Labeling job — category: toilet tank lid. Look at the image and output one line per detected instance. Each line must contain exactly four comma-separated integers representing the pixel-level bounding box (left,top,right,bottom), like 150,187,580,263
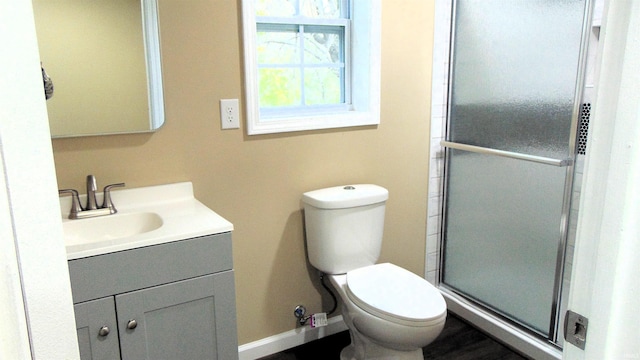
302,184,388,209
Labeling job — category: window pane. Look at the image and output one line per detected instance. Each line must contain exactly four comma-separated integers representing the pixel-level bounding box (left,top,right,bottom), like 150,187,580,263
255,0,296,17
259,68,301,107
252,1,349,115
301,0,343,18
304,67,341,105
255,0,344,18
257,29,300,64
303,27,342,64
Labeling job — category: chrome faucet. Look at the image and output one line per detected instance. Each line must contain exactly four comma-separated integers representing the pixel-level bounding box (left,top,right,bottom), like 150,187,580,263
59,175,125,219
86,175,99,210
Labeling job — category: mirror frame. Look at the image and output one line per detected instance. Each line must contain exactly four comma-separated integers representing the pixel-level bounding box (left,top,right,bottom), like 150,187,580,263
141,0,164,133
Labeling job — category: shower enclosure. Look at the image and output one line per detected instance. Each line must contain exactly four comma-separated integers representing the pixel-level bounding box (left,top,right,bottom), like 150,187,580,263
437,0,592,356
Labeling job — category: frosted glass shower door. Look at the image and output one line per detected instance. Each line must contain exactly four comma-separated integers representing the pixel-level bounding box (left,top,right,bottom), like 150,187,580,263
441,0,588,337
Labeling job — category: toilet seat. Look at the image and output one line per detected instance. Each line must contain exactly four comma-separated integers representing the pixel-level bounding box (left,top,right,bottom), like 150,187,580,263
345,263,447,327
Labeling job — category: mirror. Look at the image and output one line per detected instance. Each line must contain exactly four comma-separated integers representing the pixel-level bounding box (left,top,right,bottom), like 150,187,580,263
32,0,164,138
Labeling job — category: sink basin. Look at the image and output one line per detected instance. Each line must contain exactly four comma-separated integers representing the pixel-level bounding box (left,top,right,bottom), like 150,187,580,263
63,212,163,247
60,182,234,260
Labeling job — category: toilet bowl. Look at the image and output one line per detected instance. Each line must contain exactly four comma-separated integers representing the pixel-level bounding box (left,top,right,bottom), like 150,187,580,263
302,185,447,359
329,263,447,360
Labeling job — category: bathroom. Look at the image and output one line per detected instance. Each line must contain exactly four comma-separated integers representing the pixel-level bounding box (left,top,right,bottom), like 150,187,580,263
1,1,638,360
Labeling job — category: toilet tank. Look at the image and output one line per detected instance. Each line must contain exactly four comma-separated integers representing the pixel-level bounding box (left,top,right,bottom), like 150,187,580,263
302,184,388,274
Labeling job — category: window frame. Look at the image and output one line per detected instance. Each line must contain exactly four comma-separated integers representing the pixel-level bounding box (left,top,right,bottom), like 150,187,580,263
241,0,381,135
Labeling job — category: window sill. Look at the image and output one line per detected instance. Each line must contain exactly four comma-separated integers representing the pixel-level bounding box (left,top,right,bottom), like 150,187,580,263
247,110,379,135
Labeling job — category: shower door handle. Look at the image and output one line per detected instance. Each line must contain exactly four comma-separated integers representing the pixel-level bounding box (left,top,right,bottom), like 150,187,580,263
441,141,573,167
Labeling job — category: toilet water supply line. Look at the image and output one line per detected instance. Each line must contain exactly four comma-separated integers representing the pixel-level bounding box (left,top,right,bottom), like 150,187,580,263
294,273,338,328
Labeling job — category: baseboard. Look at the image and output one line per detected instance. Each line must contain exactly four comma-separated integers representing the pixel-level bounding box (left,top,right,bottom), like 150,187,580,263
238,315,348,360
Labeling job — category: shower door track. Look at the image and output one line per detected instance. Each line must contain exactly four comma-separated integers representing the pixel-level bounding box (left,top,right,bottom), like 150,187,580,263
440,285,563,360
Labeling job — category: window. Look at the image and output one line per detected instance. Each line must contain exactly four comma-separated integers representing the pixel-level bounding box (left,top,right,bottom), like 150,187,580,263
242,0,381,135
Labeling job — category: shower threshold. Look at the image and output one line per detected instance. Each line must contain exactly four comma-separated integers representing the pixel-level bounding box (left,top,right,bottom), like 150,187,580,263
439,287,563,360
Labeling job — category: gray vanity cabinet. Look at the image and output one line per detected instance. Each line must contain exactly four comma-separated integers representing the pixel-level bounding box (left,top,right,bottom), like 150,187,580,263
74,297,119,359
117,271,236,359
68,233,238,360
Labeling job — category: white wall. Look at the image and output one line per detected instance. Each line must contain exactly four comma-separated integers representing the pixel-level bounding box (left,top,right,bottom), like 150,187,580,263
564,1,640,358
0,149,31,360
0,1,79,358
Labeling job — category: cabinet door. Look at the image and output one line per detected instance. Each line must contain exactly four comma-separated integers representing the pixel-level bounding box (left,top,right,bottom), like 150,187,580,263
74,297,120,360
116,271,238,360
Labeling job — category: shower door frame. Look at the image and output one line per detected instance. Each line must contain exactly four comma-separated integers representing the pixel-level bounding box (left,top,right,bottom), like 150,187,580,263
434,0,594,354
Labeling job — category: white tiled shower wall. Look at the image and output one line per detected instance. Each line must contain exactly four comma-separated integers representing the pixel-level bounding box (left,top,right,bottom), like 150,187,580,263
425,0,451,285
425,0,601,296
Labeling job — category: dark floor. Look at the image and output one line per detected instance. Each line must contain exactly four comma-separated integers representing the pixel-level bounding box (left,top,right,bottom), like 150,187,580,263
258,314,529,360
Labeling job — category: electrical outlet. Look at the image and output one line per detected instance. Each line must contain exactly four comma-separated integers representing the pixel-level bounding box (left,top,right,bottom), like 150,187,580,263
220,99,240,129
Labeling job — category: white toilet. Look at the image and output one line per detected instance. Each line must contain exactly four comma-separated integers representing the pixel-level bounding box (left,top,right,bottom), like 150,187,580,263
302,184,447,360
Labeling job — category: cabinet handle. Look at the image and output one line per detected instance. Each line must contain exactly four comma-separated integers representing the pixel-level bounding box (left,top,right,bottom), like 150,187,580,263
127,319,138,330
98,326,110,337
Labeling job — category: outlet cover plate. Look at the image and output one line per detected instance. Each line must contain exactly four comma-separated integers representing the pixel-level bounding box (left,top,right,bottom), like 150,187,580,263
220,99,240,129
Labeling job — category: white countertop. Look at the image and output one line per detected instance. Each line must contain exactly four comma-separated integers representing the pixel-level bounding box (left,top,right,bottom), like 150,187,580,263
60,182,233,260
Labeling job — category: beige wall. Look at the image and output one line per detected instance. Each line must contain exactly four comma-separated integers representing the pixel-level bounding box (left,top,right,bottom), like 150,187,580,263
51,0,435,345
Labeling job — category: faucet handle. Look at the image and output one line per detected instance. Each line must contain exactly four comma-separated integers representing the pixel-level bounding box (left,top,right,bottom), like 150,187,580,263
59,189,84,219
102,183,126,213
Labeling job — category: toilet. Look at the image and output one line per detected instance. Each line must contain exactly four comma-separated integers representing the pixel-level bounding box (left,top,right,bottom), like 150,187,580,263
302,184,447,360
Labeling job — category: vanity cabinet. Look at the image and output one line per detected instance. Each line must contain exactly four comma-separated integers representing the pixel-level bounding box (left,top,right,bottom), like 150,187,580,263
68,233,238,360
74,297,119,359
